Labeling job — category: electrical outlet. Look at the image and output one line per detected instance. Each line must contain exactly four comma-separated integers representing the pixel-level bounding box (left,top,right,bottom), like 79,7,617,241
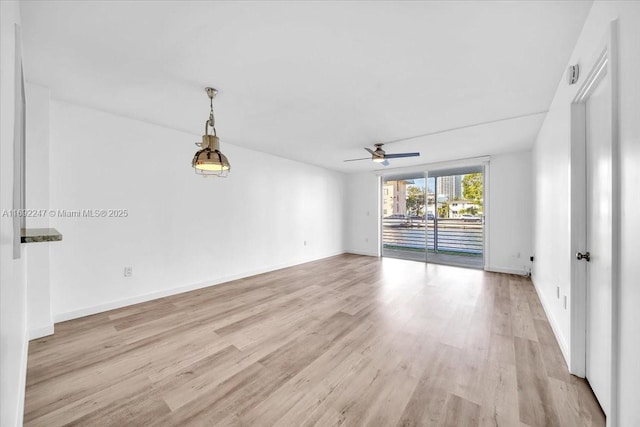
124,266,133,277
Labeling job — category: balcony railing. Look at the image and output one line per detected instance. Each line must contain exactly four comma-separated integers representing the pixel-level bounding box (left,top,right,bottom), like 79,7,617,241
382,218,483,255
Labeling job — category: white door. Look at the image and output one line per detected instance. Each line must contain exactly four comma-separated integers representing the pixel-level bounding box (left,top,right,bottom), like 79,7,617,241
584,65,612,415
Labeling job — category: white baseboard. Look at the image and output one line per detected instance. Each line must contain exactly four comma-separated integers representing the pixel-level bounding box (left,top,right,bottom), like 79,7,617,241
53,251,346,323
485,266,528,275
531,275,570,368
16,327,28,427
29,324,54,340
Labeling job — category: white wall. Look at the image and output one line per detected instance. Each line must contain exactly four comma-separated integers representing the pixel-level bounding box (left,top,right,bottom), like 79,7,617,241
486,151,533,275
344,151,533,275
532,1,640,425
25,83,54,339
345,173,379,256
48,100,346,320
0,2,29,426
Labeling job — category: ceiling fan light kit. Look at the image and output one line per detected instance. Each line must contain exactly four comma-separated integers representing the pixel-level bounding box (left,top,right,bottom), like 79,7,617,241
192,87,231,177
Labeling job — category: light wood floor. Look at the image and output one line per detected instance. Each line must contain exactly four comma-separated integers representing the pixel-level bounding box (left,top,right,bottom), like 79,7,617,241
24,254,604,426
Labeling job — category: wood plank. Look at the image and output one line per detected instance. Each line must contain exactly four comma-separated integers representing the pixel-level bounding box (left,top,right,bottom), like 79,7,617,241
478,362,520,426
513,336,562,426
440,393,481,427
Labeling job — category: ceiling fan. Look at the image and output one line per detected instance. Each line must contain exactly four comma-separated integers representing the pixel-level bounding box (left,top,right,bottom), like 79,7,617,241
344,143,420,166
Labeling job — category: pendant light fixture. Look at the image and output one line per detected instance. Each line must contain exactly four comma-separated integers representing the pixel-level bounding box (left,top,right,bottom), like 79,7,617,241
192,87,230,177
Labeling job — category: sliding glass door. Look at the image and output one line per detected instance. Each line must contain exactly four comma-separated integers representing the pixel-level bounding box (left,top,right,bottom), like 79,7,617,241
381,164,485,269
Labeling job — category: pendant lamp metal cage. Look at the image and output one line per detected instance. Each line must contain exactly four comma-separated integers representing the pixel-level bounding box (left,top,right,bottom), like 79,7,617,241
192,87,230,177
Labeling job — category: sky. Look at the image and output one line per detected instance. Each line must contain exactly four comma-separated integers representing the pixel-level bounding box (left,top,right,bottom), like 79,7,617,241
405,178,432,192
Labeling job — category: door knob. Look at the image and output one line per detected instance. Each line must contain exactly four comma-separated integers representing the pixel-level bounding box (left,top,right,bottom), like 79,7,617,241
576,251,590,262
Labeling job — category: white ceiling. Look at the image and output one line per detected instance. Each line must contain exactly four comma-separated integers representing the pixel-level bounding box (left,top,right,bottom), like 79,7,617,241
21,1,592,173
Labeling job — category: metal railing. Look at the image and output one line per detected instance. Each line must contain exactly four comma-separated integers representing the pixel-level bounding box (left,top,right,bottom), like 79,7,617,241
382,218,483,255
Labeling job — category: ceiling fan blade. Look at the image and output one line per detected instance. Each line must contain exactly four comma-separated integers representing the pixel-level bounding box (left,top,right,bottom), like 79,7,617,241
381,160,390,167
384,152,420,159
343,157,371,162
364,147,376,155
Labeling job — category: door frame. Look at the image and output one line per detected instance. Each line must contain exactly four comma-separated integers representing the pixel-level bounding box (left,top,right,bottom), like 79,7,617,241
569,20,619,424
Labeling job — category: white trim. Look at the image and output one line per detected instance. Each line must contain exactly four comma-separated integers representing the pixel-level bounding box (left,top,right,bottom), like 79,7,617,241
53,251,346,323
377,175,382,257
569,20,619,426
482,162,490,270
609,20,621,427
29,325,54,340
532,276,570,367
423,171,428,262
378,175,383,258
569,100,587,377
15,327,28,427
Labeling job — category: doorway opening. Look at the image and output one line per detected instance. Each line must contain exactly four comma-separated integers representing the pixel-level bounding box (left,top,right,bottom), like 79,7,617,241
569,21,619,421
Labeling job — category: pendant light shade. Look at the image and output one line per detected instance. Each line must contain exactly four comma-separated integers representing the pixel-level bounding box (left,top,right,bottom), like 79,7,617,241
193,135,230,175
192,87,230,177
193,151,230,172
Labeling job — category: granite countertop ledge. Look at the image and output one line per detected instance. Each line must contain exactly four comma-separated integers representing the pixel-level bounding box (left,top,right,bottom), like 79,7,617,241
21,228,63,243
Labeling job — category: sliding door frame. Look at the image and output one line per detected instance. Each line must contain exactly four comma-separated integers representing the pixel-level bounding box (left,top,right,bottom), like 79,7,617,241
377,156,490,269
